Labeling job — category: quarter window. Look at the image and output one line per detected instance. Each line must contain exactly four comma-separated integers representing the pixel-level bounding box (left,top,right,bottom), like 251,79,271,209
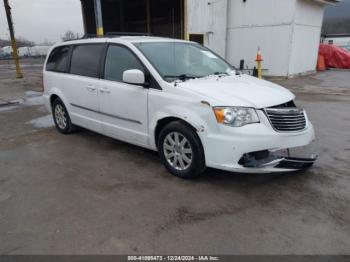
70,44,104,78
46,46,70,73
104,45,144,82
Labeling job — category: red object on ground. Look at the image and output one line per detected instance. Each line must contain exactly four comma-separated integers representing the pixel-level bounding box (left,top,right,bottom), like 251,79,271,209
317,55,326,71
318,44,350,69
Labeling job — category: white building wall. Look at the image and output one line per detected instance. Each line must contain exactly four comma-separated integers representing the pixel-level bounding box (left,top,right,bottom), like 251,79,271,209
187,0,228,57
225,0,297,76
187,0,332,77
322,36,350,47
227,0,296,26
288,0,325,76
322,36,350,46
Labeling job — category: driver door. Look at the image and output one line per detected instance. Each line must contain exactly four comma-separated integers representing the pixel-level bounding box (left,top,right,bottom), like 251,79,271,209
98,44,149,147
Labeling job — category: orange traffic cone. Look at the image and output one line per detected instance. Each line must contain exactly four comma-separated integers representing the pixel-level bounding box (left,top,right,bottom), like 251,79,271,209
255,47,263,79
256,46,263,63
317,54,326,71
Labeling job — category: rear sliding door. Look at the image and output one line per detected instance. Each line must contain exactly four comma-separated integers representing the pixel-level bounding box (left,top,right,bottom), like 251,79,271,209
65,43,104,132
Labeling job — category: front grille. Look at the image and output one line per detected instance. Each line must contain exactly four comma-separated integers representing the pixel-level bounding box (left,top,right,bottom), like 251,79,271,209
265,108,307,132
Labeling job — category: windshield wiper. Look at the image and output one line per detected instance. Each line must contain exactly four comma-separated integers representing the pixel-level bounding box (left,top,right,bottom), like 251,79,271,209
164,74,200,81
199,72,229,78
204,71,241,77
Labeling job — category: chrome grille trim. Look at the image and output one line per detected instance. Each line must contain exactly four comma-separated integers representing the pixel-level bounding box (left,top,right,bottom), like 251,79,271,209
265,108,307,132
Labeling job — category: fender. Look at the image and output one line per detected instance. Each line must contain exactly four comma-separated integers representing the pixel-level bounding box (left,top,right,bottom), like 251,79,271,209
148,103,213,150
45,87,71,112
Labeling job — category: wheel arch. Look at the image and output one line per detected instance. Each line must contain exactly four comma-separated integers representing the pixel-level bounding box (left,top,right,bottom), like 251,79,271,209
155,116,207,176
154,117,206,164
50,94,60,108
47,88,70,111
154,117,199,147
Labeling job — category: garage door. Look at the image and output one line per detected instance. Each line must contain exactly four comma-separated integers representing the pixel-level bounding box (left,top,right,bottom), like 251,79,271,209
82,0,185,39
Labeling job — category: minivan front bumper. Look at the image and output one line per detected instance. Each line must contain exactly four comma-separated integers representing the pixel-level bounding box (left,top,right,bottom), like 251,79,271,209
202,121,316,174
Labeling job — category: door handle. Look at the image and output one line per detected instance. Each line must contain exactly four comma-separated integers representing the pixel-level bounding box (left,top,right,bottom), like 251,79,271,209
99,87,111,94
86,85,96,92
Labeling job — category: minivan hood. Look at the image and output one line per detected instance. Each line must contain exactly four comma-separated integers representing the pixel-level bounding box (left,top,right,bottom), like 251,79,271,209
177,74,295,108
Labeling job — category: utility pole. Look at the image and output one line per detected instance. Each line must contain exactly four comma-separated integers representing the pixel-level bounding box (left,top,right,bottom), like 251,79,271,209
3,0,23,78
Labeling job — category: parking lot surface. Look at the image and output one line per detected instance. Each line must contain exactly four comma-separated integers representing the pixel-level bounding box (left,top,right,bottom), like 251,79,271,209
0,60,349,254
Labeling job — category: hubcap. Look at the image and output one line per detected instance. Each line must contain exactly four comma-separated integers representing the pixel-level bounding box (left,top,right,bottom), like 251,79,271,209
54,104,67,130
163,132,193,171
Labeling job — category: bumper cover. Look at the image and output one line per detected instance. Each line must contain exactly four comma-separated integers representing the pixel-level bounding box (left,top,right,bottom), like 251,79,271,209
202,122,316,173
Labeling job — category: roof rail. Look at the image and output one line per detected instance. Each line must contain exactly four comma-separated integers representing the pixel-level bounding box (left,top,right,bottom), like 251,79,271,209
78,32,152,39
64,32,153,42
63,34,95,42
81,34,98,39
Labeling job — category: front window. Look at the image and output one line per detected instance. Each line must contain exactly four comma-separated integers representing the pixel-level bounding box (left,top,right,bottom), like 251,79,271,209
134,42,234,82
104,45,145,82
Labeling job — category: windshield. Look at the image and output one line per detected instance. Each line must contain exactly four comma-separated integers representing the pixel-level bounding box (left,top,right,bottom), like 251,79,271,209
134,42,234,82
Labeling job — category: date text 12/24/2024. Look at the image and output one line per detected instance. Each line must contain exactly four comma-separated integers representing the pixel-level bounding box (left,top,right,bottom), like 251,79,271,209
128,256,220,261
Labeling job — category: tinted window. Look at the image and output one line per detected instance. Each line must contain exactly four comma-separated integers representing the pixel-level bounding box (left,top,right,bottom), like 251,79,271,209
46,46,70,72
70,44,104,78
104,45,144,82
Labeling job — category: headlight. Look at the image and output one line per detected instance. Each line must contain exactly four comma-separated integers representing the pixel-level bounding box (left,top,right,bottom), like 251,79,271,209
213,107,260,127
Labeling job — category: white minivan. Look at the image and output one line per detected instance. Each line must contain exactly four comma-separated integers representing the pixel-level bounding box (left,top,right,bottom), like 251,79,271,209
43,36,317,178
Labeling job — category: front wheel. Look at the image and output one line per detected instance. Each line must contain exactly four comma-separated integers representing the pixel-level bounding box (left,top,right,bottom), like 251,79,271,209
158,121,206,179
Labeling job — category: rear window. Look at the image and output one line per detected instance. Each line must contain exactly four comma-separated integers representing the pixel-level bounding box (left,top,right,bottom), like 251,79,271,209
46,46,71,73
70,44,104,78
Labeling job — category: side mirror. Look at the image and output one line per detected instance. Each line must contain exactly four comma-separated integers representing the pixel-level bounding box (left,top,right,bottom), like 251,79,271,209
123,69,145,86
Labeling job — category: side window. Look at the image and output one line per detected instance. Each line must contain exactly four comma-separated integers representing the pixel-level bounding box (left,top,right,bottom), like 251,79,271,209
70,44,104,78
46,46,70,72
104,45,145,82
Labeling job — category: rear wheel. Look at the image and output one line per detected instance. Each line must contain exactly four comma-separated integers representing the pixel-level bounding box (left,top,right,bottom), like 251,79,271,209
158,121,206,178
52,98,76,134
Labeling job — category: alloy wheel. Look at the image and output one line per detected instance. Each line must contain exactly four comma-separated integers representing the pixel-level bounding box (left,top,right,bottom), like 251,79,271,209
54,104,67,130
163,132,193,171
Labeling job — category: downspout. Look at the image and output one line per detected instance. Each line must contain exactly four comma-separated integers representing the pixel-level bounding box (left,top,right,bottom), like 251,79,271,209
224,0,230,59
287,0,298,77
80,0,88,35
184,0,188,40
94,0,104,37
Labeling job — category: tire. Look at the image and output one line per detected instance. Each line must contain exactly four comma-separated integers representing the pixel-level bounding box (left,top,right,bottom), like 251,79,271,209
52,98,76,134
158,121,206,179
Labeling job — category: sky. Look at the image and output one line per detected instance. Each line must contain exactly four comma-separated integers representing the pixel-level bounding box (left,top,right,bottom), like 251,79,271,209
0,0,84,44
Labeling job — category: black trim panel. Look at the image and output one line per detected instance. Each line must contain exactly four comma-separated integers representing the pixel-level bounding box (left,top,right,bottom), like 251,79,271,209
276,156,318,170
70,103,142,125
